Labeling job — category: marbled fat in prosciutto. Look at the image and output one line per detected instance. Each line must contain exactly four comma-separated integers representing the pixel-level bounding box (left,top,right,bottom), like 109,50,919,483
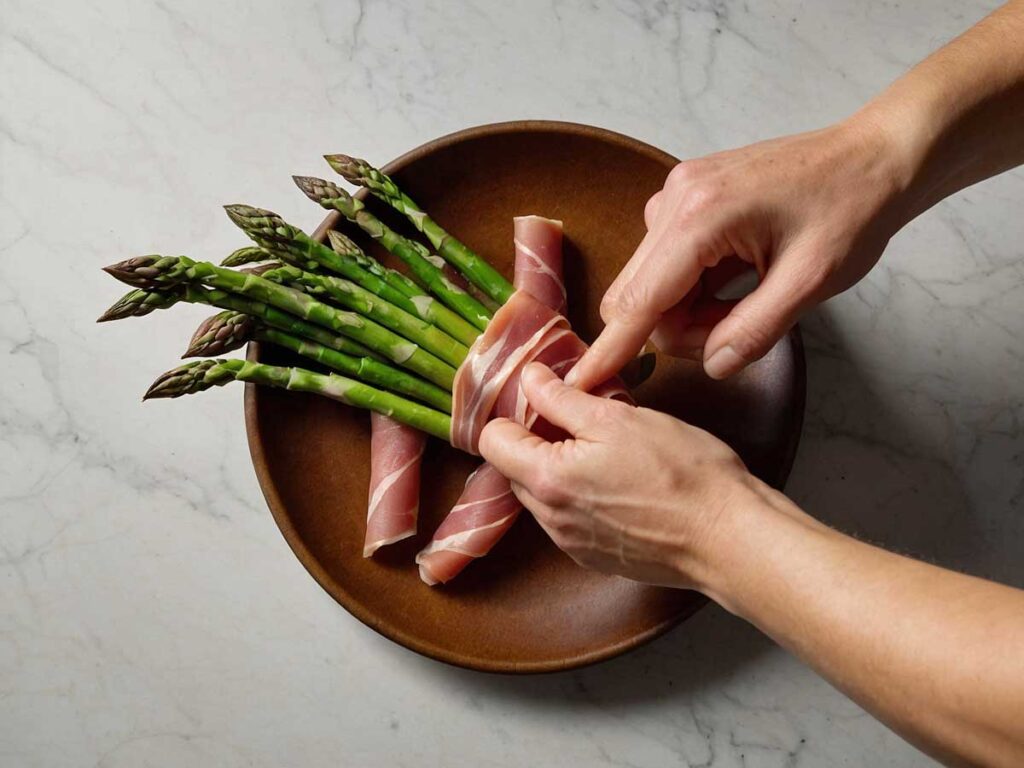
364,413,426,557
513,215,566,315
416,463,520,585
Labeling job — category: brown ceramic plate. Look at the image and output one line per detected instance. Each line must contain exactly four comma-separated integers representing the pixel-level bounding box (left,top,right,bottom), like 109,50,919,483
244,120,805,673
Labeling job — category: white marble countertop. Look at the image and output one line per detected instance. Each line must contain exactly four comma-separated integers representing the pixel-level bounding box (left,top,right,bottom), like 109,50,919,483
3,0,1021,765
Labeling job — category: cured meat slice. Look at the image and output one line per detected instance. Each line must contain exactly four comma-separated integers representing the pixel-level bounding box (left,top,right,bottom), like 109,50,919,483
364,413,426,557
415,463,521,585
514,216,566,315
449,290,568,454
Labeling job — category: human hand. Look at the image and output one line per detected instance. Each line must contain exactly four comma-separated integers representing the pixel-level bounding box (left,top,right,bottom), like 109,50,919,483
479,362,767,589
568,118,913,390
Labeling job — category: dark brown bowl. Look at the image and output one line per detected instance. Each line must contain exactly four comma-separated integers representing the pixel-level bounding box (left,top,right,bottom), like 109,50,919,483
244,120,805,673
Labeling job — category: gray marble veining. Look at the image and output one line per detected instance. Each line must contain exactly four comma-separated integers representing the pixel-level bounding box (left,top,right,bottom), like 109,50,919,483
1,0,1020,765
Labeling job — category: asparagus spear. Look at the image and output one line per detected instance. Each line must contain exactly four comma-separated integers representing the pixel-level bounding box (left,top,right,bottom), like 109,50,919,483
103,256,456,389
224,204,479,346
326,230,478,346
258,263,469,368
96,287,182,319
292,176,492,331
325,154,514,305
185,310,256,357
221,245,273,268
328,230,416,298
184,311,452,412
98,285,379,361
145,359,452,441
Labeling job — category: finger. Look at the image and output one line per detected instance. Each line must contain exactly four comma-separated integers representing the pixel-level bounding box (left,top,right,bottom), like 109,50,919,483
521,363,613,437
508,480,552,522
570,228,714,389
565,315,655,389
507,481,570,553
478,418,554,486
703,257,818,379
644,191,664,229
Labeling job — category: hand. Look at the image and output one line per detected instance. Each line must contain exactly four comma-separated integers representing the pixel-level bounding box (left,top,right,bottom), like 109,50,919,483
568,117,913,390
479,362,767,589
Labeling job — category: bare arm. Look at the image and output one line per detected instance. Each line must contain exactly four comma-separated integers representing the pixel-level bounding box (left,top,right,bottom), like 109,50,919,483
568,0,1024,390
712,485,1024,767
481,366,1024,766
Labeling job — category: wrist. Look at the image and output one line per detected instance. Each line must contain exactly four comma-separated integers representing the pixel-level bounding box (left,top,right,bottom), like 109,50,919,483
837,104,933,233
689,475,829,616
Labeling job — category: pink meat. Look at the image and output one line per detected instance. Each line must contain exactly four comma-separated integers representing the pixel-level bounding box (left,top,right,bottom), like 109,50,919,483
417,215,635,586
364,413,426,557
514,216,566,315
415,464,521,585
449,290,568,455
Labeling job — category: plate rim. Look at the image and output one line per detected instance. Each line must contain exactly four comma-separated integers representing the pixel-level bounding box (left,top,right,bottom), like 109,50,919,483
243,120,806,674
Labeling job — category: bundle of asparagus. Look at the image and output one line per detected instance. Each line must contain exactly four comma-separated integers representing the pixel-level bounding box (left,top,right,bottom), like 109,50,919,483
100,156,513,435
101,157,536,562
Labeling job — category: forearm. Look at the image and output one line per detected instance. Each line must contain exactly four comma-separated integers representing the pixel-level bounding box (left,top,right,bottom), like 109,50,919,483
855,1,1024,222
700,481,1024,767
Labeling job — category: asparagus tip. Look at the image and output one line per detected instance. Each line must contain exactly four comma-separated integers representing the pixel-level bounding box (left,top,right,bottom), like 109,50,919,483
221,245,269,267
184,311,254,358
102,258,158,289
224,204,277,229
323,153,364,182
292,175,349,207
326,229,359,255
143,359,226,400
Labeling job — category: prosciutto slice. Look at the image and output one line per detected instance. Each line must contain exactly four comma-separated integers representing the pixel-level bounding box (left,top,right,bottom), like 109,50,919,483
364,413,426,557
416,463,521,585
514,216,566,314
417,216,630,585
449,290,568,454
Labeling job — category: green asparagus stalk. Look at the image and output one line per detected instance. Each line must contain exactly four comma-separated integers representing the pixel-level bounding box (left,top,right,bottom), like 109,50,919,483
103,256,456,389
145,359,452,441
224,204,479,346
325,154,514,305
258,263,469,368
326,230,478,345
98,285,379,361
221,245,273,268
292,176,492,331
259,327,452,412
184,311,452,412
328,230,416,298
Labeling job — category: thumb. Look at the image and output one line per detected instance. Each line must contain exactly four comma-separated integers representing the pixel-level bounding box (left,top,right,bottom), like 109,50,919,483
702,252,821,379
521,362,613,437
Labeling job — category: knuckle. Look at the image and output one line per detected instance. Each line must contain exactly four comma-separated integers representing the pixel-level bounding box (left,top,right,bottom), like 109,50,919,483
643,191,664,228
679,180,721,216
666,160,701,189
606,279,650,319
589,400,634,435
532,465,570,507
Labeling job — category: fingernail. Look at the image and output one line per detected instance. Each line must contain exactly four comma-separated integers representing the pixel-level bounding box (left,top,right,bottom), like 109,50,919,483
703,345,744,379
